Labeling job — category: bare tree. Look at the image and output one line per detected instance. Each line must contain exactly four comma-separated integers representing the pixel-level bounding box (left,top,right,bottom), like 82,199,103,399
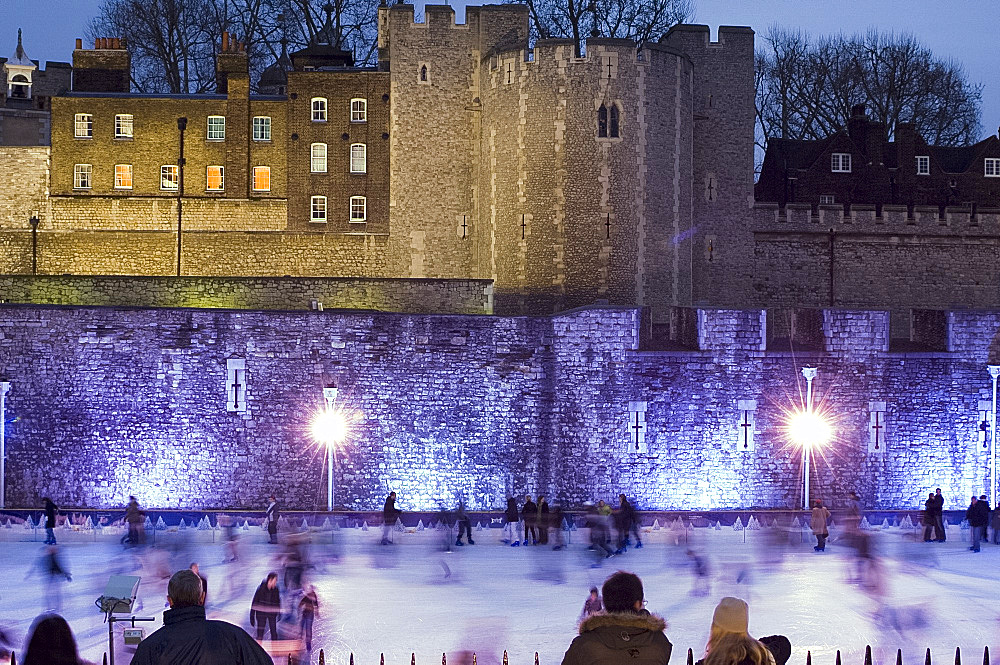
756,26,983,158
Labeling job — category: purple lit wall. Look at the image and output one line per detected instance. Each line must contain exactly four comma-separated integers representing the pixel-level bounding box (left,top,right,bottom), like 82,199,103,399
0,304,998,511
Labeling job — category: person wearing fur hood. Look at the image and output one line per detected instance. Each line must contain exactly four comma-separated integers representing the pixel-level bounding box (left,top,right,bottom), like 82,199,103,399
561,571,672,665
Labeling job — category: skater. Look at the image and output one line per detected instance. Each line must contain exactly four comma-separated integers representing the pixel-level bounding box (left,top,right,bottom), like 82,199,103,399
931,488,946,541
551,504,566,550
922,493,937,542
811,500,830,552
700,597,790,665
42,497,58,545
537,495,549,545
503,496,522,546
21,613,86,665
522,494,538,545
967,495,989,552
381,491,401,545
845,491,863,535
585,503,614,563
29,545,71,612
298,585,319,652
250,573,281,641
132,569,272,665
189,562,208,604
618,494,643,552
687,548,711,597
580,586,603,620
265,495,280,544
561,571,671,665
455,500,474,546
124,496,145,547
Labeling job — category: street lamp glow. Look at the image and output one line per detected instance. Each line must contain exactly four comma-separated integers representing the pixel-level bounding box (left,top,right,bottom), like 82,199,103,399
787,410,832,449
311,409,348,447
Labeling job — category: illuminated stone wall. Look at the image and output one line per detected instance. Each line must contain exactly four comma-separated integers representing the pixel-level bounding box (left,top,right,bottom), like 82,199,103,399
0,304,997,511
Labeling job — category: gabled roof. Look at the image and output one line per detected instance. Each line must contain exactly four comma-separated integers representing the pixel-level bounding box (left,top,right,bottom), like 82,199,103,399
929,137,996,174
762,136,836,172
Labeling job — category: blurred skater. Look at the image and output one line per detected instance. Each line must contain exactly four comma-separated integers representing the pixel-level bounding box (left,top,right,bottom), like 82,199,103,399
28,545,71,612
585,503,614,564
250,573,281,641
522,495,538,545
617,494,643,552
968,495,989,552
503,497,522,546
266,495,280,544
381,491,401,545
123,496,145,547
537,496,549,545
551,504,566,550
298,585,319,652
455,500,474,546
42,497,58,545
687,548,710,596
811,500,830,552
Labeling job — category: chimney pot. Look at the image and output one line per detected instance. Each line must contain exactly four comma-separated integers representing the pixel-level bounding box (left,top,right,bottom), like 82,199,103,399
222,31,230,51
76,38,82,49
102,37,109,49
95,38,100,49
113,38,119,48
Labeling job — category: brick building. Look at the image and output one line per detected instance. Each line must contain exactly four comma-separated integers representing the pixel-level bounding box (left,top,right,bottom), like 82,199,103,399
756,104,1000,210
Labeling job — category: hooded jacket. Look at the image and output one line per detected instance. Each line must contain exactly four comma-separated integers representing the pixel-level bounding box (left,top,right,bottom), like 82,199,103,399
130,605,273,665
561,612,672,665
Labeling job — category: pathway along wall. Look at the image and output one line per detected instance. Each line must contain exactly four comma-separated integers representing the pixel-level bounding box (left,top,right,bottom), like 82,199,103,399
0,304,998,511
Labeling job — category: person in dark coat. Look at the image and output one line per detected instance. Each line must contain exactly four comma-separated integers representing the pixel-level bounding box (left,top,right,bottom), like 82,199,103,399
522,495,538,545
968,495,990,552
561,571,671,665
931,488,946,542
617,494,643,551
43,497,58,545
131,569,273,665
298,585,319,652
250,573,281,641
454,500,474,546
504,497,521,546
381,491,400,545
922,493,937,542
537,496,549,545
265,496,279,544
124,496,145,547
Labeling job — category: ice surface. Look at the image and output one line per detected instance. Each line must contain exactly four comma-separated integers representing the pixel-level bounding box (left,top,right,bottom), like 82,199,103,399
0,523,994,665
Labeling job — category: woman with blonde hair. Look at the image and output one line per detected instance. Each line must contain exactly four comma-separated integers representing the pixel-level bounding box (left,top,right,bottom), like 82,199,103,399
701,598,790,665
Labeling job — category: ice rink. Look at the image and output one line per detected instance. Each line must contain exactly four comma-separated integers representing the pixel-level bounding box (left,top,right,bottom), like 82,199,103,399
0,520,995,665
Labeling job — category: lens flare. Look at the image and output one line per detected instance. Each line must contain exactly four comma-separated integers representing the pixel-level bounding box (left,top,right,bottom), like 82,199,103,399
311,410,348,446
786,410,832,449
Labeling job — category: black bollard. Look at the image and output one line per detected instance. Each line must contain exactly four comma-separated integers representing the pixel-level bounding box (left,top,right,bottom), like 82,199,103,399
412,652,416,665
503,651,508,665
806,651,812,665
897,649,903,665
926,648,933,665
687,648,694,665
983,646,990,665
535,653,539,665
957,647,962,665
864,645,873,665
443,653,447,665
836,651,842,665
318,649,325,665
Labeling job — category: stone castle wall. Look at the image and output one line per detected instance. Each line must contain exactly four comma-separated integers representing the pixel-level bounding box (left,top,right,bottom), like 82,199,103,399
0,146,49,228
1,303,998,511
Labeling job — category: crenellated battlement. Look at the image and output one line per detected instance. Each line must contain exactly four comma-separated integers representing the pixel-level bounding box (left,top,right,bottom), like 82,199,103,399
487,36,689,80
753,202,1000,236
660,23,754,52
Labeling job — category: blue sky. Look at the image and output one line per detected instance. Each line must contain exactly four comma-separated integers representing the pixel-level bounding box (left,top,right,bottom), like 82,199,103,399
2,0,997,142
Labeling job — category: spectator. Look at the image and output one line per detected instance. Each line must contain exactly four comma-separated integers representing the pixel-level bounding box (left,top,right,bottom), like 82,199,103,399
22,613,92,665
43,498,59,545
561,571,671,665
968,495,990,552
381,492,400,545
124,496,145,547
503,496,521,546
810,500,831,552
699,597,787,665
922,493,937,542
131,569,272,664
250,573,281,642
522,495,538,545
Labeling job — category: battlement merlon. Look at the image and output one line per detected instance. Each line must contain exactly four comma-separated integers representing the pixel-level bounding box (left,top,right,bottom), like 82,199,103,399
660,24,754,52
753,201,1000,234
488,37,691,73
380,3,529,57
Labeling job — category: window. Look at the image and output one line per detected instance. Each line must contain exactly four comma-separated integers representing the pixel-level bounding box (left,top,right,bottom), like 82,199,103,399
831,152,851,172
311,143,328,173
916,155,930,175
207,115,226,140
161,165,179,191
311,195,327,223
73,164,92,189
206,165,224,191
597,104,608,138
351,98,367,122
986,158,1000,177
253,116,271,141
350,196,367,222
736,399,757,453
420,64,429,84
350,144,367,174
609,104,620,138
74,113,93,138
312,97,327,122
819,194,835,205
115,114,133,138
252,166,270,192
114,164,133,189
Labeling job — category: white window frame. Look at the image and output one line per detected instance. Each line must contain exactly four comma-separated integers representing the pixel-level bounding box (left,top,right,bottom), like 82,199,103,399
160,165,179,191
915,155,930,175
311,143,328,173
311,195,327,223
73,163,92,189
206,165,225,191
252,166,271,192
207,115,226,141
114,113,133,139
819,194,835,205
114,164,133,190
312,97,328,122
350,143,367,174
831,152,851,173
349,195,367,223
252,116,271,141
986,158,1000,178
74,113,93,138
350,98,367,122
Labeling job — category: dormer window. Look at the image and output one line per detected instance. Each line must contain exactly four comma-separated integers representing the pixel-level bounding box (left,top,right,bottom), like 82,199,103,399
831,153,851,173
986,158,1000,178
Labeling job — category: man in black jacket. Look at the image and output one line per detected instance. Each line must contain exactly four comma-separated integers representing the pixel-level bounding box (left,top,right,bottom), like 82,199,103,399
381,492,400,545
250,573,281,641
265,496,279,544
130,569,272,665
931,488,946,542
969,495,990,552
43,497,58,545
522,495,538,545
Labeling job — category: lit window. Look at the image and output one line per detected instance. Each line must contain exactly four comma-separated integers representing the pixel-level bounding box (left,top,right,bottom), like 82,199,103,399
350,196,366,222
916,155,930,175
73,164,92,189
161,165,179,191
831,153,851,173
311,195,327,223
609,104,620,138
115,114,133,138
114,164,133,189
986,158,1000,177
312,98,327,122
351,98,367,122
253,116,271,141
350,144,367,174
252,166,271,192
74,113,93,138
598,105,608,138
206,165,225,191
207,115,226,140
311,143,328,173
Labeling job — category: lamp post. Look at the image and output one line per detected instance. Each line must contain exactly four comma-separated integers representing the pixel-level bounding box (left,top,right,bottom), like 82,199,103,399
28,215,39,275
801,367,818,510
989,365,1000,507
323,384,339,512
0,380,9,509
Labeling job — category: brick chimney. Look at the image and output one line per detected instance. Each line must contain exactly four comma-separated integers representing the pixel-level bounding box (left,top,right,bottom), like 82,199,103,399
72,36,130,92
216,31,249,95
847,103,867,145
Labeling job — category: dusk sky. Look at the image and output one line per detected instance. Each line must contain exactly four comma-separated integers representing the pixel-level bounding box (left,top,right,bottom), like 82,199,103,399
2,0,996,142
